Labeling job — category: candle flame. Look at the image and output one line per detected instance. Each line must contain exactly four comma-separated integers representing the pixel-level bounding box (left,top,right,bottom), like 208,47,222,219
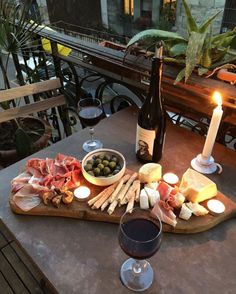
213,91,222,106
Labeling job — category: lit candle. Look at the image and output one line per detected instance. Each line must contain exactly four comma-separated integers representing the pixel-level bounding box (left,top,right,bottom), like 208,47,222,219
202,92,223,159
163,172,179,186
207,199,225,215
74,186,91,201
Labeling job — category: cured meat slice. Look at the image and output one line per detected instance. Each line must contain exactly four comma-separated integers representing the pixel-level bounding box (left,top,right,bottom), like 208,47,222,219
11,172,32,193
157,181,173,201
13,184,47,211
151,200,177,227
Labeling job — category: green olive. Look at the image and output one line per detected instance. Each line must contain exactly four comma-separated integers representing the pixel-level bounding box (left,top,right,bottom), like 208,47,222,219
104,154,111,161
109,161,116,170
84,163,93,171
111,156,118,163
95,158,102,165
103,166,111,176
107,174,113,177
102,160,109,167
87,159,94,165
94,167,101,176
98,154,104,160
113,169,120,175
97,163,104,170
87,170,95,176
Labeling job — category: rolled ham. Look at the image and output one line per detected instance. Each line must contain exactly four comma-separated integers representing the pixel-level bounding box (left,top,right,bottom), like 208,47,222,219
151,200,177,227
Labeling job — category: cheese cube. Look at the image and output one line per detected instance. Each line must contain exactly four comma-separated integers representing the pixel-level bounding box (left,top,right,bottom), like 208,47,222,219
145,181,159,190
179,203,192,220
144,187,160,207
139,163,162,183
140,189,149,210
179,168,217,203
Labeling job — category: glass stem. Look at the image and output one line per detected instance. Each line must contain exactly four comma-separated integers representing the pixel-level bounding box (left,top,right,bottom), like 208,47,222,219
89,127,94,141
132,259,147,275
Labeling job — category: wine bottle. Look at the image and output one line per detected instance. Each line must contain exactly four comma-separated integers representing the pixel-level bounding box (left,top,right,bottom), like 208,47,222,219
135,50,166,163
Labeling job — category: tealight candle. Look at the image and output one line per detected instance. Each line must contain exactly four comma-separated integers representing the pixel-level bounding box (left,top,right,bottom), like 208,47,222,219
74,186,91,201
207,199,225,215
163,172,179,186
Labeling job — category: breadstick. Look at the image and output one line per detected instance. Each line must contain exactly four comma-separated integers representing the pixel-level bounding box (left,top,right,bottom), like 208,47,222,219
126,193,135,213
117,172,138,204
107,199,119,215
122,180,140,205
109,175,130,204
88,182,117,206
92,183,117,209
135,181,141,202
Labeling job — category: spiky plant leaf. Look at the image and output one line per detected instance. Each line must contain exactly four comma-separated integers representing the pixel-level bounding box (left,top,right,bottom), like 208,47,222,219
169,43,187,57
211,27,236,44
174,68,186,84
199,10,222,33
198,67,209,76
185,31,207,82
182,0,198,33
126,29,186,49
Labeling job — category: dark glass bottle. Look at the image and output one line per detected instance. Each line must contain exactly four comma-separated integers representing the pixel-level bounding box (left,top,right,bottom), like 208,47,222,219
135,55,166,163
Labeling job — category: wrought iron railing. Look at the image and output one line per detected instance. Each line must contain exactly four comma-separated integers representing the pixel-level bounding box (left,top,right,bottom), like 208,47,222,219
6,25,236,150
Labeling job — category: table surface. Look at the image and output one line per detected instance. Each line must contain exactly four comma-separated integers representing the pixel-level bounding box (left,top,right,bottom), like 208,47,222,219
0,108,235,294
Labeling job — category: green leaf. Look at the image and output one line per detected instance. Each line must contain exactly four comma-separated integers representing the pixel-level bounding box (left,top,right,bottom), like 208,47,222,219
174,68,186,84
126,29,186,49
211,27,236,44
198,67,209,76
199,10,222,33
185,31,207,82
182,0,198,33
15,127,32,157
169,43,187,57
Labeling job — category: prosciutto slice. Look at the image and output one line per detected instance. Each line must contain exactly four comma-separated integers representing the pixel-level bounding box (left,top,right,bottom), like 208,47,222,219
11,154,82,211
151,200,177,227
157,181,173,201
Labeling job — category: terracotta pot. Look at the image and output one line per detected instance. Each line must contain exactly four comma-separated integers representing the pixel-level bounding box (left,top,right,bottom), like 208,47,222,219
217,68,236,84
0,116,51,167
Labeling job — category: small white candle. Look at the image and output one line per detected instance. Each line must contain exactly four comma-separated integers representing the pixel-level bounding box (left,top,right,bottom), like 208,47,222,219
74,186,91,201
163,172,179,186
202,92,223,159
207,199,225,214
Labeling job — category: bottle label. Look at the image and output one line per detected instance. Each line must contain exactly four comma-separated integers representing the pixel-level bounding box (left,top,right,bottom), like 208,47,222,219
136,124,155,161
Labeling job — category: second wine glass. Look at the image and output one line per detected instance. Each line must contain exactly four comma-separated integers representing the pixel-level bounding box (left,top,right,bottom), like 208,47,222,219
78,98,103,152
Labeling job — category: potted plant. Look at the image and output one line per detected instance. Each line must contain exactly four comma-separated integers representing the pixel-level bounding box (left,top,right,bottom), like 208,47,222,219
126,0,236,84
0,0,51,166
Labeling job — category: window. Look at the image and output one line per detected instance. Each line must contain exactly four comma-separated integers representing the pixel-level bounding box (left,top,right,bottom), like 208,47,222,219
124,0,134,16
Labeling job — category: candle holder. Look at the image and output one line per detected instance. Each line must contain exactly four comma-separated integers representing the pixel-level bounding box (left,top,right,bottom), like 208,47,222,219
191,154,222,174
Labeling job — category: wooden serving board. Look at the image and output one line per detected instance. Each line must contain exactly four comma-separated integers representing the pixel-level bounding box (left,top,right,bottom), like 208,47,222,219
9,173,236,234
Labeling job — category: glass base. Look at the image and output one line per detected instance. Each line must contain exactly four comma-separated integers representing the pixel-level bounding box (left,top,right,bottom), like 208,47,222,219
83,139,103,152
120,258,154,292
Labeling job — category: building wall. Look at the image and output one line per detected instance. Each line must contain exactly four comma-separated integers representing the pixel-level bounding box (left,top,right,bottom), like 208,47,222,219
175,0,226,37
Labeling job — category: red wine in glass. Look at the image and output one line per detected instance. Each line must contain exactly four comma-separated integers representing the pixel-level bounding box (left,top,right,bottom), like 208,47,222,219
118,208,162,292
78,98,103,152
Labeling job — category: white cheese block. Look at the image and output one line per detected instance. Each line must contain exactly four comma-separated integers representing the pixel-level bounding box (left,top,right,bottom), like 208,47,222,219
179,203,192,220
139,163,162,183
174,192,185,208
186,202,208,216
144,187,160,207
179,168,217,203
140,189,149,210
145,181,159,190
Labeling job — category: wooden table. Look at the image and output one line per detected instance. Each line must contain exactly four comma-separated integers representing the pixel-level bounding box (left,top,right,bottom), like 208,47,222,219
0,108,235,294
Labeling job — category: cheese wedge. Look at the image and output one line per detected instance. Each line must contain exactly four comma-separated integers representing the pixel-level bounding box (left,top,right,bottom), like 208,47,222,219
179,168,217,203
139,163,162,183
140,189,149,210
186,202,208,216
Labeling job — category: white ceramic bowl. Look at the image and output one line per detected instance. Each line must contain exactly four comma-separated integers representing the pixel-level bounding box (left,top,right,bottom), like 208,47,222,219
82,149,126,186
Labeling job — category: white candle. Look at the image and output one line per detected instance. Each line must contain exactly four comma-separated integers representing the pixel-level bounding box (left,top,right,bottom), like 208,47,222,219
202,92,223,159
163,173,179,186
74,186,91,201
207,199,225,214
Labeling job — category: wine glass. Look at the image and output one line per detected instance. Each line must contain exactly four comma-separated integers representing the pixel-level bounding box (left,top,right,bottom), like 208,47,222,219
118,208,162,292
78,98,103,152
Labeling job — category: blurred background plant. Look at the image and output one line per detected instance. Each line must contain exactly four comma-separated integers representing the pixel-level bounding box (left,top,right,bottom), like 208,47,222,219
126,0,236,84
